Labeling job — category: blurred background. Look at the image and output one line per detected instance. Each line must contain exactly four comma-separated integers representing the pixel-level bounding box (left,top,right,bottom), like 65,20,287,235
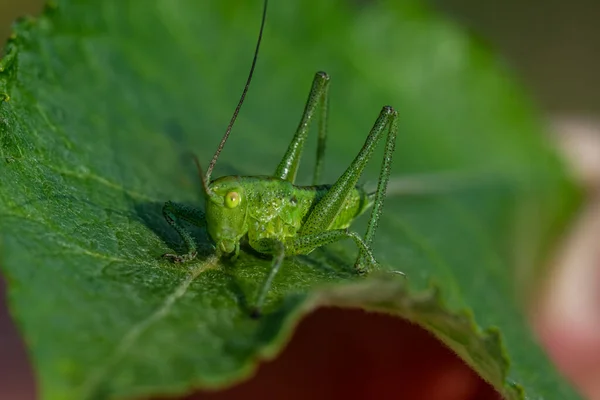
4,0,598,117
0,0,598,399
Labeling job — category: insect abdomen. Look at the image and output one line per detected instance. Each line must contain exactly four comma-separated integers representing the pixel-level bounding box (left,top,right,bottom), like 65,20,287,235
318,185,371,230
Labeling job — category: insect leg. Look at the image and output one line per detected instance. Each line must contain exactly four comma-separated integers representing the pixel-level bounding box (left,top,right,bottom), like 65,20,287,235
299,106,398,273
313,74,329,185
250,238,285,318
162,201,206,263
291,229,378,269
356,107,398,271
274,71,330,184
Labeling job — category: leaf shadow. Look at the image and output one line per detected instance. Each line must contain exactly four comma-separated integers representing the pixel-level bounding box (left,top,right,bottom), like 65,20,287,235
221,258,256,316
130,198,211,256
297,247,357,280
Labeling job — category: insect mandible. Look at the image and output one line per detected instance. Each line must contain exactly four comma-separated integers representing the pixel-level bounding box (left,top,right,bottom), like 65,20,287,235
162,0,401,317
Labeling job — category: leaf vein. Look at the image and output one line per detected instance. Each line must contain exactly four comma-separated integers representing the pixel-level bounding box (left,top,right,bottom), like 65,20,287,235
47,165,157,201
78,255,219,398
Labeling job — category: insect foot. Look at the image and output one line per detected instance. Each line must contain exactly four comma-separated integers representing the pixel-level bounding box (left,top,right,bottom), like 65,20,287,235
161,251,198,263
354,261,376,276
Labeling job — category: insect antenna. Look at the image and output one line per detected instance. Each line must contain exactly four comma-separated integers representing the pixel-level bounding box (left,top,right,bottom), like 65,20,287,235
191,153,211,198
204,0,268,184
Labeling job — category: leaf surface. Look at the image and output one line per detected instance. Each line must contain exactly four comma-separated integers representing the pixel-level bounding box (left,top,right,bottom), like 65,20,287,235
0,0,581,398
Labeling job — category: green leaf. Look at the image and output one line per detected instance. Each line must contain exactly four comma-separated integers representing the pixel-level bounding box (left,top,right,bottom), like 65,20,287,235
0,0,581,399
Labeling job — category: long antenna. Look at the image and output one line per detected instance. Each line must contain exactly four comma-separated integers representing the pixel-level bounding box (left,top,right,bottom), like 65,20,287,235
191,153,211,198
204,0,268,183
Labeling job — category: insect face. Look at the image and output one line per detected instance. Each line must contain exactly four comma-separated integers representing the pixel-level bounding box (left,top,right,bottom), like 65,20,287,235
205,176,248,254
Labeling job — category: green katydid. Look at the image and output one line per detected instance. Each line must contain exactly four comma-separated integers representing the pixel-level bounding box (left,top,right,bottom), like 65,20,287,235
162,0,401,317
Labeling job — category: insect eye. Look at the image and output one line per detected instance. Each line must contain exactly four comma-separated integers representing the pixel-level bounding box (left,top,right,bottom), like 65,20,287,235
224,191,240,208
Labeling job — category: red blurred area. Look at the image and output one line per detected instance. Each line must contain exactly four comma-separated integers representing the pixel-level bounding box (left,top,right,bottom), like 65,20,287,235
0,277,37,400
162,309,500,400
